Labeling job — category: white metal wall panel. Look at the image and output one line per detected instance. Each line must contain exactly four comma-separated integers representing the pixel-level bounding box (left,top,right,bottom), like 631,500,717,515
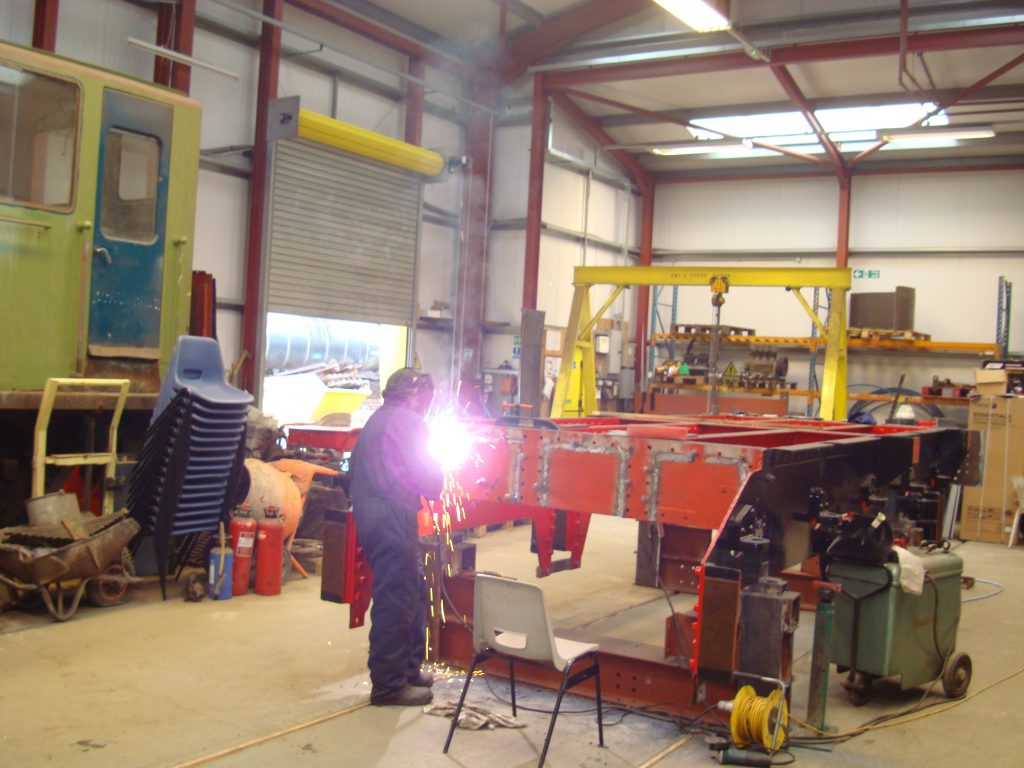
266,139,421,326
333,87,403,140
422,114,463,213
537,235,581,328
418,221,457,314
543,165,586,230
280,60,334,117
192,29,258,149
587,179,625,244
193,169,249,304
653,178,839,253
492,125,531,221
56,0,155,80
486,230,526,325
0,0,33,45
850,171,1024,251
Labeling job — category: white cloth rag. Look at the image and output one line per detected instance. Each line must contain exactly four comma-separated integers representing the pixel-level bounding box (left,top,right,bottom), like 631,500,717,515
424,702,526,730
893,545,925,595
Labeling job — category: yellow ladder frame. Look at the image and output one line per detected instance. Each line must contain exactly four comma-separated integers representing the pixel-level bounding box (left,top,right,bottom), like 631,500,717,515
551,266,851,421
33,378,131,516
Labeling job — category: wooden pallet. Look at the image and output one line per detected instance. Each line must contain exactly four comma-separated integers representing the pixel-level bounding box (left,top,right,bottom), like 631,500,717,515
848,327,931,341
672,323,756,336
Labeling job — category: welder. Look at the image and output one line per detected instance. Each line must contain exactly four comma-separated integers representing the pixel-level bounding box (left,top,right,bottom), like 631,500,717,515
350,367,444,706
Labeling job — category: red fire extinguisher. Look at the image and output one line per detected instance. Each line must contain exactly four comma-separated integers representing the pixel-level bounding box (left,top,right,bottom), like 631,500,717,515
255,506,285,596
229,507,257,597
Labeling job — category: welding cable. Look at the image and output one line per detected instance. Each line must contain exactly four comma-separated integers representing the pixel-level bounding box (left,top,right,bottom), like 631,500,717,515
790,663,1024,743
171,700,370,768
961,577,1004,603
656,575,689,665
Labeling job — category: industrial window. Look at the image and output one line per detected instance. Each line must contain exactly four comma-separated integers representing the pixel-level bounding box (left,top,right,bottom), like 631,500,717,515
0,62,78,209
99,128,159,243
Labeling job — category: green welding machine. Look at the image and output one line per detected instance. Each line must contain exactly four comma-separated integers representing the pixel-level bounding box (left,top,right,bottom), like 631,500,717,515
828,550,971,705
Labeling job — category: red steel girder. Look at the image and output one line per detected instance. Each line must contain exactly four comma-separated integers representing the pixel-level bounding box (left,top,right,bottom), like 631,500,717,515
771,65,846,178
549,92,653,189
32,0,59,52
634,186,654,398
850,49,1024,168
501,0,651,82
404,56,425,145
154,0,196,94
523,73,547,312
241,0,283,395
561,88,830,166
837,177,851,268
285,0,464,76
544,24,1024,87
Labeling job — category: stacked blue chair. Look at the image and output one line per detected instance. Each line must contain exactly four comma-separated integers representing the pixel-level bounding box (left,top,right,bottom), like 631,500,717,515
129,336,252,597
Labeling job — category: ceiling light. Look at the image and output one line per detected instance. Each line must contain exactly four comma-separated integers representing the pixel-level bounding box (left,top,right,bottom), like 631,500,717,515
652,140,745,156
880,126,995,142
653,0,731,33
126,37,240,79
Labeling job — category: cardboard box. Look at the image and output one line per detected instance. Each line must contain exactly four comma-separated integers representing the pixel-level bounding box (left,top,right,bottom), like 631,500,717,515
968,396,1024,491
975,368,1008,395
960,486,1014,544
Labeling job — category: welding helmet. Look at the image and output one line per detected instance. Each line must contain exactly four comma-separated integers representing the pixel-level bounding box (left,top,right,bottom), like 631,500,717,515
383,368,433,413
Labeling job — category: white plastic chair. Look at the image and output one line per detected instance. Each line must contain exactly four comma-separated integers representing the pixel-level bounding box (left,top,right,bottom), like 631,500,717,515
443,573,603,767
1009,476,1024,548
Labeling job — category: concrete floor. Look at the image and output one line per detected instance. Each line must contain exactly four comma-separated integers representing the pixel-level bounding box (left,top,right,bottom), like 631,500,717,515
2,516,1023,767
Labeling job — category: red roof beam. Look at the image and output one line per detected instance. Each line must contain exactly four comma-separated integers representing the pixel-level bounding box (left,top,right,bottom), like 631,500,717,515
285,0,465,76
771,65,847,179
544,23,1024,87
560,88,831,167
549,91,652,191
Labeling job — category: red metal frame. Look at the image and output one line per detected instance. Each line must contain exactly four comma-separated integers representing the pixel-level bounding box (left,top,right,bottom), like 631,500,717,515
240,0,283,395
32,0,59,52
153,0,196,94
545,24,1024,87
403,56,425,146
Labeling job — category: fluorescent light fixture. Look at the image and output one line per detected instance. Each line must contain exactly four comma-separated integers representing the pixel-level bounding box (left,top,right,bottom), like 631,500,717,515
653,0,731,33
126,37,240,79
652,140,745,156
880,126,995,142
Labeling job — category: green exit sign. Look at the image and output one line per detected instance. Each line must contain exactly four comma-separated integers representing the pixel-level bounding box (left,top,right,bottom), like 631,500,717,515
853,269,880,279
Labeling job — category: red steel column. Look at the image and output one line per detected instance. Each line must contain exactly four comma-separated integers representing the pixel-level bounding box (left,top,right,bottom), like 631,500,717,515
32,0,59,52
154,3,173,86
634,182,654,396
404,57,425,145
836,177,851,268
240,0,283,394
170,0,197,94
454,90,496,398
522,73,546,311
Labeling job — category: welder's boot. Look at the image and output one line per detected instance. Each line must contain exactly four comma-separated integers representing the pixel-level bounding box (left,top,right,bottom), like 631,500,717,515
370,684,433,707
408,668,434,687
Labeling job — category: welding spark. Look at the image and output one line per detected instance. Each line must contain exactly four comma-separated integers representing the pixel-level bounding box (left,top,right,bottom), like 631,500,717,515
427,415,473,473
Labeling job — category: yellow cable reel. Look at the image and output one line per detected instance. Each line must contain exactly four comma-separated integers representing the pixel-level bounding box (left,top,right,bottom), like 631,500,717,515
728,685,789,751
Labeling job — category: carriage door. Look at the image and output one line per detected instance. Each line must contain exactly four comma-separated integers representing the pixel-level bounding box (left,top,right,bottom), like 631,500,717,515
88,90,171,358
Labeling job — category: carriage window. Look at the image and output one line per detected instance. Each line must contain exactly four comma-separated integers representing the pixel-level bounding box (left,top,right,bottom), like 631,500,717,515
100,129,159,242
0,62,79,208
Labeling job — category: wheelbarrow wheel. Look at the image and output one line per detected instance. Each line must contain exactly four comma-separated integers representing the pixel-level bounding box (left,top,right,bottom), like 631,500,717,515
85,563,128,608
942,651,971,698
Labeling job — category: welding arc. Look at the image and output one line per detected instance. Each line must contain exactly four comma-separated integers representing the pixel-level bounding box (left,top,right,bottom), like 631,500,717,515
730,686,788,751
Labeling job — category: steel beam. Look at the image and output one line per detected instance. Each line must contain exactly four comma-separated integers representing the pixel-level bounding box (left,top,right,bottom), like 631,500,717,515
523,74,547,311
154,2,173,86
550,93,653,189
285,0,464,75
544,24,1024,86
836,178,851,268
850,49,1024,168
561,88,831,167
771,65,846,178
634,187,654,398
240,0,283,395
154,0,197,94
502,0,651,82
32,0,59,52
404,56,424,145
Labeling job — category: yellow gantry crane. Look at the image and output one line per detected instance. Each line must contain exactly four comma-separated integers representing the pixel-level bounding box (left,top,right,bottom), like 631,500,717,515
551,266,852,421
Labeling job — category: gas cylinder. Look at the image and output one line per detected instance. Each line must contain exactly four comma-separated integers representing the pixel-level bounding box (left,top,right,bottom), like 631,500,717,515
255,506,285,596
229,507,258,596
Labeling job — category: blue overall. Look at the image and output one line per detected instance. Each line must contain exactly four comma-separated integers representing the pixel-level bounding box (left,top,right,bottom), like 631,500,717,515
349,398,443,696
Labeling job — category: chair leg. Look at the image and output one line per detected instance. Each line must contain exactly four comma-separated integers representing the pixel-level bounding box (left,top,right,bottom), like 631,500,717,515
592,654,604,747
537,664,573,768
509,659,517,717
443,653,482,754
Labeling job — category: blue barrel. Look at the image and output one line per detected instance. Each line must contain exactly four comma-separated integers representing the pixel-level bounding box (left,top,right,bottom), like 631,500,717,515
208,547,235,600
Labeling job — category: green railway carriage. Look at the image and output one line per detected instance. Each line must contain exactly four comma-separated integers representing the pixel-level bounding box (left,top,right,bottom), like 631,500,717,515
0,42,201,523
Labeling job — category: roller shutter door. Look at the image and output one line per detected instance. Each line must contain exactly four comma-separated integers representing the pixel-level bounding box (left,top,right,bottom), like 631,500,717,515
265,138,421,326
